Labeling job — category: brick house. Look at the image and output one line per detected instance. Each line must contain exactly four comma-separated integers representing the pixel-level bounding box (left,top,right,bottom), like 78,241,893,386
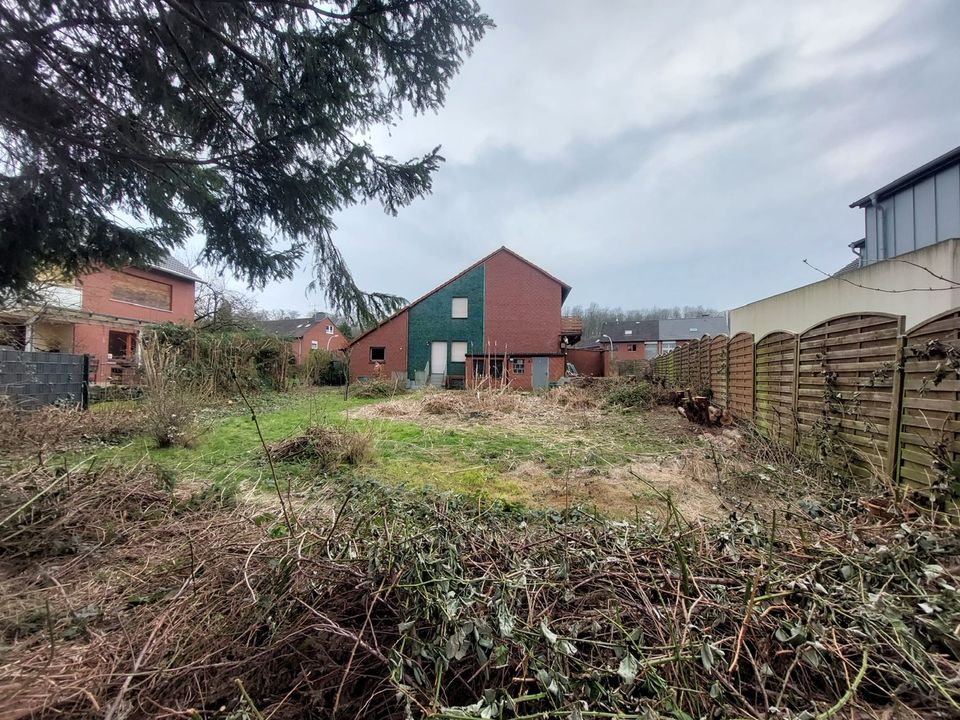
256,312,349,364
349,247,581,390
587,316,729,361
0,255,200,383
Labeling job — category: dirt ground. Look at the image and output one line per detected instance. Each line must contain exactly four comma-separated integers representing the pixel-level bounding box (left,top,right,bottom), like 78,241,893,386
350,388,834,522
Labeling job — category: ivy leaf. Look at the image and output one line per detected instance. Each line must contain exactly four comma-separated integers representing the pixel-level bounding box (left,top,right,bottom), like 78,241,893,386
618,653,640,686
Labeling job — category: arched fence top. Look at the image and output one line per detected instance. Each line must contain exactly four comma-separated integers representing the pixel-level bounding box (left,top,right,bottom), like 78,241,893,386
729,331,754,344
755,330,797,346
799,312,904,340
905,307,960,340
709,334,728,346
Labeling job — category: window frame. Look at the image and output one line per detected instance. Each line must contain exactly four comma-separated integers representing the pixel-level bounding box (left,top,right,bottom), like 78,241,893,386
451,297,469,319
370,346,386,363
107,330,137,360
310,340,319,350
450,341,468,363
325,324,335,335
511,357,526,374
627,343,637,352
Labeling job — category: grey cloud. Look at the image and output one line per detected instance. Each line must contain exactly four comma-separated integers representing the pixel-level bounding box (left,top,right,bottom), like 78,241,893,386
223,0,960,317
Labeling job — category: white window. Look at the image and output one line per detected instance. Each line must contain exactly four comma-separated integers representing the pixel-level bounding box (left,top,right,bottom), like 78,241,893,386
310,340,319,350
512,357,525,374
325,325,334,335
662,341,676,353
451,342,468,363
624,329,633,335
451,297,468,318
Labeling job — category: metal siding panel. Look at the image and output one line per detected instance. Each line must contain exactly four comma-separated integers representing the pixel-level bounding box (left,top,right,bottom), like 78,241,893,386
914,175,937,248
865,206,878,263
893,188,915,255
936,165,960,241
881,198,895,259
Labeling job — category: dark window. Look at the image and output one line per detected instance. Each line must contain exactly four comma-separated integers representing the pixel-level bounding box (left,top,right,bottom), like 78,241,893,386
108,331,136,359
370,346,386,362
511,357,525,374
628,344,637,352
0,324,26,350
489,358,504,379
472,358,485,377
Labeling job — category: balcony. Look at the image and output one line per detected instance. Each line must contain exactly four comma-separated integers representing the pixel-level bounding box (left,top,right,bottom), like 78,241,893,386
35,284,83,310
560,316,583,345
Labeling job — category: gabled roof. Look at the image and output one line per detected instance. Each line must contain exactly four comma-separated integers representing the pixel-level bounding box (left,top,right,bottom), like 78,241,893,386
835,257,863,275
597,319,659,343
144,253,203,282
257,313,333,339
349,247,572,346
850,144,960,208
658,316,728,340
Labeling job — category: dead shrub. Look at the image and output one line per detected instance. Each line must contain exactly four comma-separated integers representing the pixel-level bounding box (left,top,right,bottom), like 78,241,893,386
267,425,372,470
0,399,142,458
141,339,206,448
349,376,406,398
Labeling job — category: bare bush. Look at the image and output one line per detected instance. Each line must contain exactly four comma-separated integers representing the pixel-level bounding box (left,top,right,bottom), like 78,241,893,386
141,340,205,449
0,400,141,459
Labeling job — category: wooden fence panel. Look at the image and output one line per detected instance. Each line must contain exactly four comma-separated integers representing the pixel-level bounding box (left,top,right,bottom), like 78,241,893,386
697,335,711,392
898,309,960,498
709,335,728,406
678,342,692,387
796,313,903,479
728,332,754,419
755,331,797,445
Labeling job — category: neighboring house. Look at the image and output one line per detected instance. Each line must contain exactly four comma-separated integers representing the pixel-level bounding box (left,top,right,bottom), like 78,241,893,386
349,247,582,390
0,255,200,383
730,146,960,337
588,316,729,359
256,312,349,364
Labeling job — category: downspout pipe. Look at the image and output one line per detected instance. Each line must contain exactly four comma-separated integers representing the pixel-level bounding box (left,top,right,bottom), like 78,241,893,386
870,193,886,260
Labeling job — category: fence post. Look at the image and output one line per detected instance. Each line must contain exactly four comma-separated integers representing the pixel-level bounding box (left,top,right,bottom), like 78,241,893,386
791,336,801,453
885,334,907,483
82,354,90,410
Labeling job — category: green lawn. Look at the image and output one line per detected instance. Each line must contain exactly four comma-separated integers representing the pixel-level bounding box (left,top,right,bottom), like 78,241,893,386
73,388,689,509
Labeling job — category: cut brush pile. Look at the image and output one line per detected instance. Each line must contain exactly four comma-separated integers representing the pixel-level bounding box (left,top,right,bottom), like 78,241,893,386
1,466,958,719
267,425,373,469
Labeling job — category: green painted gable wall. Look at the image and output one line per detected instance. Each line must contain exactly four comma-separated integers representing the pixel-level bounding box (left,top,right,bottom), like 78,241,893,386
407,264,484,379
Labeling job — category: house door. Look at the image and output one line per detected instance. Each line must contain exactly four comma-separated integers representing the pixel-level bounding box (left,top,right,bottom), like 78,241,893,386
532,356,550,389
430,342,447,375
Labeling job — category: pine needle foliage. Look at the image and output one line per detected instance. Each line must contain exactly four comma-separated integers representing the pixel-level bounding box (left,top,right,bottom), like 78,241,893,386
0,0,493,322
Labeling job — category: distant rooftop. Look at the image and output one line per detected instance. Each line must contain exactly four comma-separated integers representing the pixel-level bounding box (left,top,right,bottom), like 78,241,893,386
256,313,334,339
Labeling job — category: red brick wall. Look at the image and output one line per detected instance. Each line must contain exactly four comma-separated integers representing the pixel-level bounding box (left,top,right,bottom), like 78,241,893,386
79,267,195,324
293,320,349,364
465,354,566,391
613,341,648,359
566,348,604,376
483,252,562,355
349,311,408,381
74,267,196,383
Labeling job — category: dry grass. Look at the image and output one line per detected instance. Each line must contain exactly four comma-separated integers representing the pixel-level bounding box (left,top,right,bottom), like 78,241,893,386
1,466,957,720
267,425,373,470
0,401,142,460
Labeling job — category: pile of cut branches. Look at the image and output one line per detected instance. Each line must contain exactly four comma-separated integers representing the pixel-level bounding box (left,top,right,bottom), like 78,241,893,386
267,425,372,469
1,469,958,719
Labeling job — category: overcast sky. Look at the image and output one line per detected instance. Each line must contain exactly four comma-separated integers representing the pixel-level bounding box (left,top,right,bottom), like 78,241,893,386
204,0,960,316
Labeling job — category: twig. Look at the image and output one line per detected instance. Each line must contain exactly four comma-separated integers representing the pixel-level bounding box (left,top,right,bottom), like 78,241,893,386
231,369,296,535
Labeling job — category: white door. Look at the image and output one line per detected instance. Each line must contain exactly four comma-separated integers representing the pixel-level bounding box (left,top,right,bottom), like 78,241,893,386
430,342,447,375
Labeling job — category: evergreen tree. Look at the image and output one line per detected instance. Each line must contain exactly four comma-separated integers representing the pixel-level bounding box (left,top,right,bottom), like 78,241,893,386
0,0,492,322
